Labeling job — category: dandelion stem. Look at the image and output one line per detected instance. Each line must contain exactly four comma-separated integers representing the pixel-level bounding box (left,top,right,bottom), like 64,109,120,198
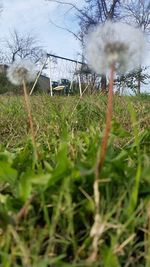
90,65,114,262
22,79,37,158
95,65,114,181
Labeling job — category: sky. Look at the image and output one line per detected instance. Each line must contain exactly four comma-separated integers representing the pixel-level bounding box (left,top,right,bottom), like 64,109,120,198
0,0,149,93
0,0,84,60
0,0,150,62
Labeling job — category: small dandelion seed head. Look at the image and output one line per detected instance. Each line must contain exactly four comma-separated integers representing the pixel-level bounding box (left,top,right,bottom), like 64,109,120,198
85,21,146,75
7,59,37,85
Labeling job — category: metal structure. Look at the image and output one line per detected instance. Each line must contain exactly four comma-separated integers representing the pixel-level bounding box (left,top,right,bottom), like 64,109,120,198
30,53,99,96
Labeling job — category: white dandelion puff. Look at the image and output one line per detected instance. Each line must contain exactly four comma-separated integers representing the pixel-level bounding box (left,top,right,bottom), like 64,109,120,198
7,59,37,156
85,21,146,75
7,59,37,85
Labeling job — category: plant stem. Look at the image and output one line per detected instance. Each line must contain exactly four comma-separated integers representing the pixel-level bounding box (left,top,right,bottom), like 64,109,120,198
94,65,114,217
95,65,114,180
22,79,37,158
90,65,114,262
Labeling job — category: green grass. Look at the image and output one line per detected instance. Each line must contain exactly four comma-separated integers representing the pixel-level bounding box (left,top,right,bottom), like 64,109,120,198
0,93,150,266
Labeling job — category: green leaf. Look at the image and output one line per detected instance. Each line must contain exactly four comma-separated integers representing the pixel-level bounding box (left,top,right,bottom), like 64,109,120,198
19,171,51,201
127,163,142,216
30,173,51,185
102,246,120,267
19,173,32,201
48,143,71,187
0,150,15,164
112,120,130,138
0,162,17,184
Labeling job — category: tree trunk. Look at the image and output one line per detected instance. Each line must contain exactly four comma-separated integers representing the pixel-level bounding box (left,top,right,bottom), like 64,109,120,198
101,74,107,92
137,69,141,94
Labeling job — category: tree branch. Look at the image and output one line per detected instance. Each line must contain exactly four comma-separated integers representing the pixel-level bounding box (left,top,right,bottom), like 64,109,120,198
49,18,82,41
46,0,96,24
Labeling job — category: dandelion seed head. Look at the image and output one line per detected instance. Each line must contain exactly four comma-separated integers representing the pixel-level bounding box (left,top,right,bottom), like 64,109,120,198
7,59,37,85
85,21,146,75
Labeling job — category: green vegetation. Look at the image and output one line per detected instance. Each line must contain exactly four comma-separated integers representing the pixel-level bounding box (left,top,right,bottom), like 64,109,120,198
0,73,19,95
0,94,150,266
0,72,41,95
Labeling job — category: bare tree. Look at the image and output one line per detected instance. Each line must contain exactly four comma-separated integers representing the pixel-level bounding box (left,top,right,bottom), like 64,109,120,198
47,0,149,93
122,0,150,94
77,0,121,91
122,0,150,34
1,30,46,65
47,0,121,91
78,0,121,38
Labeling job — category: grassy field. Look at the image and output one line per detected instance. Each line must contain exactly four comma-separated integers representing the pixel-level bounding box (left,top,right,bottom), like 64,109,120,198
0,93,150,266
